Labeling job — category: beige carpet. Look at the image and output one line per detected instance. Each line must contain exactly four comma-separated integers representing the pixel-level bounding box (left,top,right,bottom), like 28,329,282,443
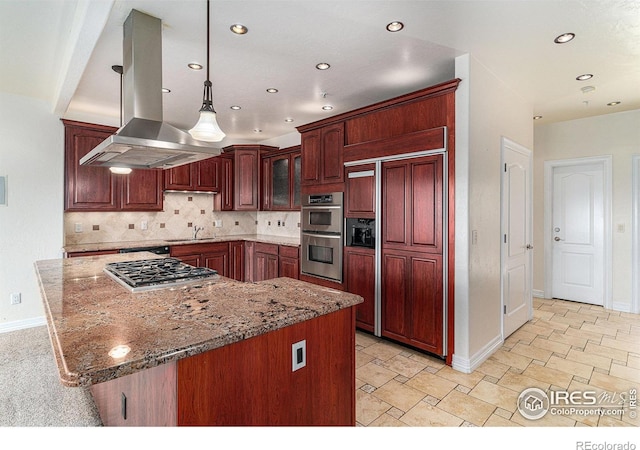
0,325,101,426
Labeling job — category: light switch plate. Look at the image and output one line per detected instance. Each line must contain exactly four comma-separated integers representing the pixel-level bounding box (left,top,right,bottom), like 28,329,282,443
292,340,306,372
0,176,6,206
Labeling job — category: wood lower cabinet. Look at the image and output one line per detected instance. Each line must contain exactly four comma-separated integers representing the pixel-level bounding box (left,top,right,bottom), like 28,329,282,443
344,246,375,333
171,242,235,279
90,361,177,426
63,120,163,212
278,245,300,279
254,243,279,282
254,243,300,281
229,241,244,281
381,249,443,355
90,307,356,426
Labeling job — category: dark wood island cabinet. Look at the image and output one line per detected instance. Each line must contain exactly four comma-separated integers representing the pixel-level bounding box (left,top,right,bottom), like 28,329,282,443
35,253,359,426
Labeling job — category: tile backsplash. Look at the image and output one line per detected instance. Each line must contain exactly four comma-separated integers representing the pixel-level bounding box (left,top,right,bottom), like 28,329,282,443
64,192,300,245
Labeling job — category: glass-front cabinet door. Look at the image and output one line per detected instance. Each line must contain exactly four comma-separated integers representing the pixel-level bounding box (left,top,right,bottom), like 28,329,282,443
271,155,290,209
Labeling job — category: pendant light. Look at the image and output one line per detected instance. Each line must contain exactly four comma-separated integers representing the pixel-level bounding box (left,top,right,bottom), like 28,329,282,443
188,0,226,142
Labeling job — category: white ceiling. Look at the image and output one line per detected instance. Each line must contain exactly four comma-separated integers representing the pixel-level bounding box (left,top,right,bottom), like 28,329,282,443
2,0,639,146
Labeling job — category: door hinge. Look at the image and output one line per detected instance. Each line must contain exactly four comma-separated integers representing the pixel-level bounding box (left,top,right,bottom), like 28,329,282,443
504,234,507,243
503,305,507,314
504,163,507,172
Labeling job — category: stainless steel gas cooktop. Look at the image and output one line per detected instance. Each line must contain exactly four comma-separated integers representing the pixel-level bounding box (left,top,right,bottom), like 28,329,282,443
104,257,217,292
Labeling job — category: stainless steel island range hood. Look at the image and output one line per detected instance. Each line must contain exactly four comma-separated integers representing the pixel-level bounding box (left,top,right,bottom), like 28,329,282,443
80,9,221,170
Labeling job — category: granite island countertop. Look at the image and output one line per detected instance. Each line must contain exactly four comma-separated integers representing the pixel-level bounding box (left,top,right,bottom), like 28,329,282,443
35,252,361,388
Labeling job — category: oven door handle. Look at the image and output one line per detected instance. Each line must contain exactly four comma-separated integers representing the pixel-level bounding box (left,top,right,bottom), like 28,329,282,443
301,205,342,210
302,232,342,239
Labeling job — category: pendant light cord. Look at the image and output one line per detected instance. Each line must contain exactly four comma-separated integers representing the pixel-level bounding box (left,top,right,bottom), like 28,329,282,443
206,0,210,83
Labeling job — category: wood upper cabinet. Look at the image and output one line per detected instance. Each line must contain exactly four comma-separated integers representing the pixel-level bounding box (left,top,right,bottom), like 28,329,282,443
64,120,118,211
261,146,301,211
218,145,278,211
345,164,375,218
164,157,220,192
381,154,443,253
63,120,163,212
121,168,163,211
301,123,344,187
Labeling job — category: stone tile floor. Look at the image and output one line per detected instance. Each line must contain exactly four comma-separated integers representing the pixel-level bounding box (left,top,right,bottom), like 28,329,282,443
355,297,640,427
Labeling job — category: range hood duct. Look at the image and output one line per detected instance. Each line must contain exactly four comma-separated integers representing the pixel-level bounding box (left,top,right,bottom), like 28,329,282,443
80,9,222,170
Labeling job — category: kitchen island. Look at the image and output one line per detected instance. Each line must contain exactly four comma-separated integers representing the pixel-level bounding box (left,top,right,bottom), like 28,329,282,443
34,252,362,426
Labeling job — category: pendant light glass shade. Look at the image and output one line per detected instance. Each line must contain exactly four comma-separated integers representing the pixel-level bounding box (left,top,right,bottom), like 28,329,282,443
189,0,225,142
189,82,226,142
189,110,225,142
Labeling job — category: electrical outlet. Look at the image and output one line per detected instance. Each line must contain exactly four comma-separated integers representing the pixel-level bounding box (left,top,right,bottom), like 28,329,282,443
292,340,306,372
10,293,21,305
141,221,148,230
74,223,83,233
214,219,223,228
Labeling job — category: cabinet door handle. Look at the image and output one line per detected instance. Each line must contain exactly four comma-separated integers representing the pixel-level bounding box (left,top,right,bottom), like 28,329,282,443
121,392,127,420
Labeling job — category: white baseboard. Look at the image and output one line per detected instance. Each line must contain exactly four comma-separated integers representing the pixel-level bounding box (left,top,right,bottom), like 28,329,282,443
532,289,545,299
0,316,46,334
451,333,503,374
611,302,632,313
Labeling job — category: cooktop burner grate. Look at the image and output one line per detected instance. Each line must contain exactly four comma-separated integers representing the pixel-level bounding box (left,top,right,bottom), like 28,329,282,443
104,258,217,292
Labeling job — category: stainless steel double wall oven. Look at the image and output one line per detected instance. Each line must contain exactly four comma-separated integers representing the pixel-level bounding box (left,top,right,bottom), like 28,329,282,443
300,192,343,282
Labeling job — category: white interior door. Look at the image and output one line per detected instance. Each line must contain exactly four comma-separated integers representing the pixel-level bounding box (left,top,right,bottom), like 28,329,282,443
551,163,604,305
501,138,533,338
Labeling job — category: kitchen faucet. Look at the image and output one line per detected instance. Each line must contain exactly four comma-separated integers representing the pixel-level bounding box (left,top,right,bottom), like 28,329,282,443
193,225,203,240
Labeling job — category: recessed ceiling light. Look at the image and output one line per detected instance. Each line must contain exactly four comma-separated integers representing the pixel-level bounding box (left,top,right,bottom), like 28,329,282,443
576,73,593,81
188,63,203,70
607,101,621,106
266,88,278,93
230,24,248,35
322,105,333,111
162,88,171,93
533,115,543,120
316,63,330,70
285,118,294,123
386,21,404,32
554,33,575,44
230,105,241,110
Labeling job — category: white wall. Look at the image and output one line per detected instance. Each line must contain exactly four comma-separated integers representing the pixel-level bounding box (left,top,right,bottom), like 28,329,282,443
453,54,533,372
533,109,640,312
0,93,64,331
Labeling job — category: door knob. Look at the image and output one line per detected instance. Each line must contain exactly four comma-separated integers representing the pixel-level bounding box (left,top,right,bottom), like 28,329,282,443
526,244,533,249
554,237,563,241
